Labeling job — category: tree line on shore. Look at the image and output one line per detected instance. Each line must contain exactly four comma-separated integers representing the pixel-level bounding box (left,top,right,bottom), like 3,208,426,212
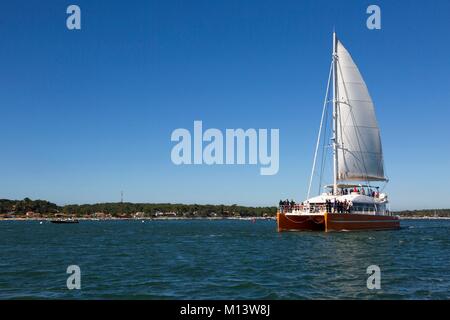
0,198,277,217
0,198,59,215
394,209,450,217
1,198,449,218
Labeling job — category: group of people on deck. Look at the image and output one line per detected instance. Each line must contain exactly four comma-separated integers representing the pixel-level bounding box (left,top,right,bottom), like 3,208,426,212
278,198,354,214
279,199,296,212
325,199,352,214
339,187,380,198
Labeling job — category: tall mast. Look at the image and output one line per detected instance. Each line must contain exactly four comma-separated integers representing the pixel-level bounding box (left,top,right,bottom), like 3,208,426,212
332,32,338,195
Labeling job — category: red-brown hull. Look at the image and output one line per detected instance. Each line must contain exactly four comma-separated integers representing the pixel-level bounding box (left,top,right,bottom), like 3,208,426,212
325,213,400,232
277,212,400,232
276,213,325,232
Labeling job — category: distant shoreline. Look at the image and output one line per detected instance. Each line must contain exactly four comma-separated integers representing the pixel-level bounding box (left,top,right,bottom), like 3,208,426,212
2,198,450,220
1,216,450,221
0,216,276,221
398,216,450,220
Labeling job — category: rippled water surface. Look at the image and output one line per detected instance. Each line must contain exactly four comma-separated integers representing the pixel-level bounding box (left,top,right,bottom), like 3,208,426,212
0,219,449,299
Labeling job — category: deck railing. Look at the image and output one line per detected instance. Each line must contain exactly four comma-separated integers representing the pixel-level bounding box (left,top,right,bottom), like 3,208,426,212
279,205,384,215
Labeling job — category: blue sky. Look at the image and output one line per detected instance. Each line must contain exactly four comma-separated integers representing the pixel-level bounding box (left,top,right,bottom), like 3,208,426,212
1,0,449,210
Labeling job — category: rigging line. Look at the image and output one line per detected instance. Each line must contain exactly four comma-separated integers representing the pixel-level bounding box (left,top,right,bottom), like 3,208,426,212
318,99,330,195
377,130,386,180
380,180,387,193
307,61,333,200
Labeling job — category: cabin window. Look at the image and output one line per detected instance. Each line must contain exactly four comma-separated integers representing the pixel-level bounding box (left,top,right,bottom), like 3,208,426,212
353,204,376,212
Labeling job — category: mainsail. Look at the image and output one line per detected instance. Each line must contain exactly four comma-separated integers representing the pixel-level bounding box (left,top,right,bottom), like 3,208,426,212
335,40,385,182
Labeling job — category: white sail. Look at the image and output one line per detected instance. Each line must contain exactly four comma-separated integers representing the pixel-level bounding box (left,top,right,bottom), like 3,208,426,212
335,40,385,181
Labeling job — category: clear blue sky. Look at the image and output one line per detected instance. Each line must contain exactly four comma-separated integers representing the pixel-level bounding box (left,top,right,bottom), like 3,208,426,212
1,0,449,210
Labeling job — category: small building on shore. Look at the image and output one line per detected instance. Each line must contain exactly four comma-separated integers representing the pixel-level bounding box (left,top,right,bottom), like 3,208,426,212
26,211,41,218
94,212,107,219
154,211,177,217
134,212,145,218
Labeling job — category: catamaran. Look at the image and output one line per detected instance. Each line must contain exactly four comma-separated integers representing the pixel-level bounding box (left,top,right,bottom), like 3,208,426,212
277,33,400,232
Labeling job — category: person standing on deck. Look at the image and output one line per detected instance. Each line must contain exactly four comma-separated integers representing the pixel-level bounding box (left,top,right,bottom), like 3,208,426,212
325,200,330,213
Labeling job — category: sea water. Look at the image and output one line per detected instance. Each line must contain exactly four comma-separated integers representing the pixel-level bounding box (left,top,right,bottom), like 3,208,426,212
0,219,449,299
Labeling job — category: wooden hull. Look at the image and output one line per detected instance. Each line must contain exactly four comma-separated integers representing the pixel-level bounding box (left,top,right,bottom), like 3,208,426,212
276,213,325,232
277,212,399,232
325,213,400,232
